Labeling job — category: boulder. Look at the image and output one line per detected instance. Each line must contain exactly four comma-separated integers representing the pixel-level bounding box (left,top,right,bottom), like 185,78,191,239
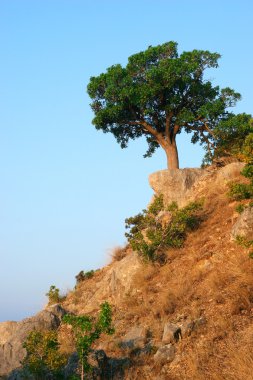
153,344,175,364
149,168,205,208
0,306,66,377
180,316,207,338
120,326,147,349
231,207,253,241
162,323,182,344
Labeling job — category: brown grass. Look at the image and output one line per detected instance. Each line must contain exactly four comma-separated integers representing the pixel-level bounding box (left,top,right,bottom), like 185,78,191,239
59,165,253,379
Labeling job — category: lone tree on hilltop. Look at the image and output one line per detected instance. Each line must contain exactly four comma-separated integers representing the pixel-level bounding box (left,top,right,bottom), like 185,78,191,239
87,41,241,169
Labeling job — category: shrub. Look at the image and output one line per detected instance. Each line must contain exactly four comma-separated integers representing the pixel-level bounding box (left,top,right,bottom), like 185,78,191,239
22,330,67,379
62,302,114,380
235,204,245,214
228,163,253,203
235,235,253,249
111,246,128,262
228,182,253,201
125,196,203,263
46,285,65,305
75,270,95,285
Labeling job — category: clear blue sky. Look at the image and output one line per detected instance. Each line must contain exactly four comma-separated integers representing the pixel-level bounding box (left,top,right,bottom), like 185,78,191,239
0,0,252,321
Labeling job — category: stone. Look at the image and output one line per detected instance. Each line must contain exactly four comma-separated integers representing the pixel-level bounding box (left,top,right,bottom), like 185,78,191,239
156,211,173,227
231,207,253,241
149,168,205,208
120,326,147,349
0,306,66,377
180,316,207,338
162,323,182,344
153,344,175,364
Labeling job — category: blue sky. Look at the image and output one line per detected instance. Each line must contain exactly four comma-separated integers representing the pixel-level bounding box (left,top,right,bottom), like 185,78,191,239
0,0,252,321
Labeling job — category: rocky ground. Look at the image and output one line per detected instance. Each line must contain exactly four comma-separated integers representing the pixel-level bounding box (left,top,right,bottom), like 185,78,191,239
1,162,253,379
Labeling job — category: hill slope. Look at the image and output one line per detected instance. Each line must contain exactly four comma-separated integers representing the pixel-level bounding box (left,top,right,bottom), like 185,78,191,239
1,161,253,380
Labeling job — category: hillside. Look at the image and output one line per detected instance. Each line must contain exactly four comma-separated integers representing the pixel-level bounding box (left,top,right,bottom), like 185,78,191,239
1,161,253,380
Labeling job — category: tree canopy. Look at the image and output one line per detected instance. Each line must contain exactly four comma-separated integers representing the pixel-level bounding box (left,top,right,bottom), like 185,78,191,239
87,41,241,169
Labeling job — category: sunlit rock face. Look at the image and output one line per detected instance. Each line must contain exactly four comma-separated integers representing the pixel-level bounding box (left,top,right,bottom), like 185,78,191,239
0,306,65,377
149,162,245,208
149,168,205,207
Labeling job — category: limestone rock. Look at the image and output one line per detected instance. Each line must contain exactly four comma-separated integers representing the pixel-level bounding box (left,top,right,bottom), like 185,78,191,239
153,344,175,364
0,306,66,377
0,321,18,345
120,326,147,349
231,207,253,241
156,211,173,227
180,316,207,338
149,168,205,208
162,323,182,344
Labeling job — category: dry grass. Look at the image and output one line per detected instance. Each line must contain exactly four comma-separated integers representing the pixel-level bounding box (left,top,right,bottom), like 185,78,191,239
59,165,253,379
110,245,128,262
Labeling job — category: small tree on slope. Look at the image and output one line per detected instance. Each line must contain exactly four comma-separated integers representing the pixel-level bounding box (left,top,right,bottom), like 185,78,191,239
87,41,240,169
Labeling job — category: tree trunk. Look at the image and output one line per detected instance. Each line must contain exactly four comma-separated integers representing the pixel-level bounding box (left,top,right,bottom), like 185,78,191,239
165,142,179,169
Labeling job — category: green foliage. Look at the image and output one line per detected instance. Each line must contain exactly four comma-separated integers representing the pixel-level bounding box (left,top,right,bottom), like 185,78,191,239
75,270,95,285
22,330,66,379
148,194,164,215
235,235,253,248
62,302,114,379
213,114,252,160
125,196,203,262
46,285,65,305
235,204,245,214
228,182,253,201
248,251,253,259
228,163,253,202
87,41,240,168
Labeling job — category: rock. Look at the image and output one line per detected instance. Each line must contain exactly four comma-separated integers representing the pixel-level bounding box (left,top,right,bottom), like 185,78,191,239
231,207,253,241
162,323,182,344
0,321,18,345
62,352,79,379
63,350,130,380
108,252,141,299
0,306,66,377
149,168,205,208
153,344,175,364
120,326,147,349
214,162,245,185
180,316,207,337
156,211,173,227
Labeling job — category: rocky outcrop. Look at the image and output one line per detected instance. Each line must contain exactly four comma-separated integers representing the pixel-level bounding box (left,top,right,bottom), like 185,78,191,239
120,326,147,349
149,168,205,207
153,344,175,364
149,162,245,208
0,305,66,377
231,207,253,241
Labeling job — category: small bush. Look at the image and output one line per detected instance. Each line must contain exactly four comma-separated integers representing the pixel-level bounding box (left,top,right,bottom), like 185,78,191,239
75,270,95,285
125,196,203,263
228,164,253,201
62,302,114,378
111,246,128,262
235,204,245,214
46,285,65,305
228,182,253,200
248,252,253,259
22,330,67,379
235,235,253,248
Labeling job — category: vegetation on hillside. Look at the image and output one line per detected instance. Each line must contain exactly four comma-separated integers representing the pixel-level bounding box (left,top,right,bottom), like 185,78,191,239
125,195,203,263
62,302,114,380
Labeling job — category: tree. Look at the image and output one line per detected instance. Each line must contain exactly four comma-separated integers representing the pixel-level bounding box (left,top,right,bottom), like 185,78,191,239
22,330,66,379
62,302,114,380
87,41,240,169
213,113,253,163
